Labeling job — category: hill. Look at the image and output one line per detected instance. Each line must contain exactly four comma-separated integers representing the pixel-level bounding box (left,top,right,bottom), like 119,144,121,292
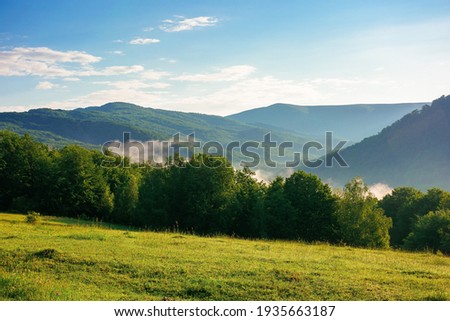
227,102,425,143
0,102,309,150
312,95,450,190
0,213,448,300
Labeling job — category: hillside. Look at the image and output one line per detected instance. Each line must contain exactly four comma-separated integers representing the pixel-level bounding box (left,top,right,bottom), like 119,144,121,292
0,102,309,149
0,213,448,300
312,95,450,190
227,103,425,143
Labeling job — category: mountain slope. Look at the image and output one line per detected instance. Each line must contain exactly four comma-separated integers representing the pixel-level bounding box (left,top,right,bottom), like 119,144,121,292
227,102,425,143
312,96,450,190
0,102,309,148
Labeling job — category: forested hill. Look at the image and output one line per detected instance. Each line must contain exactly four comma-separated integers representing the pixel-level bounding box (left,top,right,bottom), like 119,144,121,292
0,102,309,148
313,95,450,190
227,102,425,142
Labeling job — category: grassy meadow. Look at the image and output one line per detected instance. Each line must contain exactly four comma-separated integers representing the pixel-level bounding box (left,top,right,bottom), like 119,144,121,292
0,213,449,301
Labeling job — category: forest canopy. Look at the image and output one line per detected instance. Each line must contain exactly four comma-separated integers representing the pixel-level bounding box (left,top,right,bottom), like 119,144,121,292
1,130,449,253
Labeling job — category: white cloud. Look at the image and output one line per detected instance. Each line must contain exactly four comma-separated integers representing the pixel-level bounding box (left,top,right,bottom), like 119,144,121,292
253,168,297,183
63,77,80,82
253,170,273,183
140,69,171,80
160,16,218,32
0,47,101,77
159,57,177,64
172,65,256,82
146,82,171,89
36,81,56,90
162,75,321,115
107,50,124,55
54,64,144,77
368,183,393,200
96,79,171,90
5,47,101,64
143,27,154,32
311,78,362,87
41,88,165,110
112,39,123,43
0,105,32,112
0,46,143,78
93,65,144,76
129,38,160,45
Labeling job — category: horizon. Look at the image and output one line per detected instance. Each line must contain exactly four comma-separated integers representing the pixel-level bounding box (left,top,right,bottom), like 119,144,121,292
1,0,450,115
0,100,432,117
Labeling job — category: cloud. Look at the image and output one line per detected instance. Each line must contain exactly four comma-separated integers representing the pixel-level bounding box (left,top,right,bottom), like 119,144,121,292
105,139,175,164
140,69,171,80
0,47,101,77
129,38,160,45
112,39,123,43
63,77,80,82
4,47,101,64
35,81,56,90
91,65,144,76
311,78,362,87
95,79,171,90
142,27,154,32
29,79,172,110
57,64,144,77
164,75,321,115
0,46,143,78
0,105,32,112
368,183,393,199
107,50,124,55
159,57,177,64
42,88,165,110
145,82,171,89
160,16,218,32
172,65,256,82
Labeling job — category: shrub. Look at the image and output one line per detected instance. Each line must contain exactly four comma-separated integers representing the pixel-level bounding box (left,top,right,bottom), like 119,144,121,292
25,211,41,224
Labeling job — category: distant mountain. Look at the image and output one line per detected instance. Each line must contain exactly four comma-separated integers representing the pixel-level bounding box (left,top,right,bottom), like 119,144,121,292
0,102,309,151
227,102,426,143
311,96,450,190
4,99,447,190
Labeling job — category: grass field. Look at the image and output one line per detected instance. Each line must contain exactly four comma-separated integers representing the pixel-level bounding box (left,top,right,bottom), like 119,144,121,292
0,213,449,301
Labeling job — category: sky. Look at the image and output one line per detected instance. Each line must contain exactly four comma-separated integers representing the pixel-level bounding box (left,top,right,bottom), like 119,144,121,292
1,0,450,115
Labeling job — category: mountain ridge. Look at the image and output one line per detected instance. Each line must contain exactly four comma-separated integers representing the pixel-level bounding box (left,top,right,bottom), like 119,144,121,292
0,102,310,149
227,102,426,142
311,95,450,190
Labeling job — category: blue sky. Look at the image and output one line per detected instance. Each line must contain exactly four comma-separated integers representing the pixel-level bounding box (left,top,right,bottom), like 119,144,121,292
1,0,449,115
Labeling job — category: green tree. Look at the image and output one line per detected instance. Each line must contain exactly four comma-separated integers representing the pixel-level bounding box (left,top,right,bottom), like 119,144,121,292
135,166,171,229
381,187,450,247
106,167,140,225
155,154,236,234
380,187,424,246
230,167,266,238
416,188,450,216
182,154,235,234
439,192,450,210
337,177,392,248
284,171,337,242
0,131,52,212
404,210,450,254
265,176,296,239
52,145,113,218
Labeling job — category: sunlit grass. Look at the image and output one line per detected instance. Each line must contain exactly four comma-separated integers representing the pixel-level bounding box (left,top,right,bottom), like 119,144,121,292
0,213,448,301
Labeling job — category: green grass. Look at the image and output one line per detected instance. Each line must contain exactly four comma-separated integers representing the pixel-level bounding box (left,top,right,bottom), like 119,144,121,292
0,213,449,301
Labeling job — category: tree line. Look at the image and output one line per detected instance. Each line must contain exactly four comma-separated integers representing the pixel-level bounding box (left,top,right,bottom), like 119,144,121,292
0,130,448,254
